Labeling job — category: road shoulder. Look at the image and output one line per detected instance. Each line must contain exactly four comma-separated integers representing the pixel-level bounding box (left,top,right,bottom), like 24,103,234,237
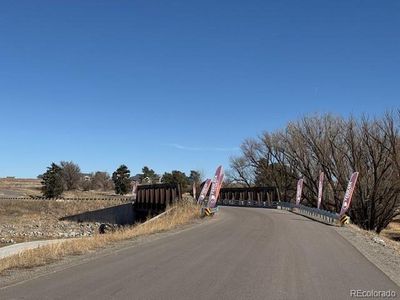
335,225,400,287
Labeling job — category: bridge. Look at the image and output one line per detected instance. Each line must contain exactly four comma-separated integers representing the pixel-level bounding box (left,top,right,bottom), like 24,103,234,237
217,186,277,207
59,184,182,225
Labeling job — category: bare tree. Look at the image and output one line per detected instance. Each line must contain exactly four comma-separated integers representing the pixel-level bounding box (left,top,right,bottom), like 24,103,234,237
230,112,400,233
228,155,255,187
91,171,113,191
60,161,81,191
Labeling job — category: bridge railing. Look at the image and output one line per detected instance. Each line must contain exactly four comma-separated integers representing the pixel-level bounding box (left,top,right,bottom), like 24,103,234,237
217,186,278,208
218,199,277,208
277,202,340,225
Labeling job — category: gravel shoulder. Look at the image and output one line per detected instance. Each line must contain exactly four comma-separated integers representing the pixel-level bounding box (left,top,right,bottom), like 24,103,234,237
335,225,400,287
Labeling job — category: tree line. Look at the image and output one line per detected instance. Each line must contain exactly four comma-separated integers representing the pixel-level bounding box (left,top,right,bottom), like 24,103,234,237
40,162,202,198
228,111,400,233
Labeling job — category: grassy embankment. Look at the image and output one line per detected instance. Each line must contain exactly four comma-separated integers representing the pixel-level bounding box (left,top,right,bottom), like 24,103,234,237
381,218,400,242
0,178,119,198
0,198,131,225
0,198,131,245
0,200,200,274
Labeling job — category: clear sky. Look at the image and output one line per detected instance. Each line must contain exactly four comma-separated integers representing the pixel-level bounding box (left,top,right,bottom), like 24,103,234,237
0,0,399,178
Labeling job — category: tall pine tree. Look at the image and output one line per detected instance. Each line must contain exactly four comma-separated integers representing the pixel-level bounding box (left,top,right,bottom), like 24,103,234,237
112,165,131,195
41,163,64,198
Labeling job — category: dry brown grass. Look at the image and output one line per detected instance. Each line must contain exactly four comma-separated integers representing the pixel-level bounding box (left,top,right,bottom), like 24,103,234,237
0,198,130,225
0,178,41,188
0,178,42,197
381,219,400,242
0,198,132,245
0,177,119,198
0,201,200,274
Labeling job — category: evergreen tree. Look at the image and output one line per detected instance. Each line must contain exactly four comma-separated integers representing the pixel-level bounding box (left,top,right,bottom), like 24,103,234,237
161,170,190,187
41,163,64,198
189,170,202,185
112,165,131,195
140,166,160,184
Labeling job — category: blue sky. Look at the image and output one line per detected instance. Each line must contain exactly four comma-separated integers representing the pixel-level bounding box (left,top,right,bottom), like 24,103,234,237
0,0,399,178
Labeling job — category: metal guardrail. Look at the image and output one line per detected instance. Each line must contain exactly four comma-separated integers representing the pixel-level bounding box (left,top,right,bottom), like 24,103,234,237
201,206,219,217
277,202,341,226
204,198,345,226
202,198,344,226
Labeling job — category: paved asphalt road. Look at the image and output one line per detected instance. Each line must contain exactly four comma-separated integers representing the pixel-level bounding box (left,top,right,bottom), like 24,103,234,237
1,207,399,300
